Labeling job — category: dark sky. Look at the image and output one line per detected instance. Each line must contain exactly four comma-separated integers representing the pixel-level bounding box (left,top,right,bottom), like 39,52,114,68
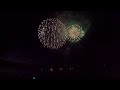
0,10,120,79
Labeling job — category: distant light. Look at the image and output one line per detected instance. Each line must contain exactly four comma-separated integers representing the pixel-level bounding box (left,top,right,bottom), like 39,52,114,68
110,68,112,71
41,68,42,71
104,64,106,66
70,68,74,70
50,68,53,72
33,77,35,80
18,74,21,77
60,68,63,71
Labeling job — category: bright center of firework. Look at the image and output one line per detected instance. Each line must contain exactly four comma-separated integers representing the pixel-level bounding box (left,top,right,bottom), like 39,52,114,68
67,24,85,42
69,27,80,39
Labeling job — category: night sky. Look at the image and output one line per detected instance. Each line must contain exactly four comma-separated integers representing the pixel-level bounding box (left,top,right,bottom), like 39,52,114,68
0,9,120,80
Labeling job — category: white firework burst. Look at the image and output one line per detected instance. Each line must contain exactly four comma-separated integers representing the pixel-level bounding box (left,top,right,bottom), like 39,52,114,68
38,18,68,49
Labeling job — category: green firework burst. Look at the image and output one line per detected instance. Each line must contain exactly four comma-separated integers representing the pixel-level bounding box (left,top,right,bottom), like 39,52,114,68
67,24,85,42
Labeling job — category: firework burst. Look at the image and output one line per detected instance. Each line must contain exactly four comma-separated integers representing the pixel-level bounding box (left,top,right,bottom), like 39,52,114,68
38,18,68,49
67,24,85,42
